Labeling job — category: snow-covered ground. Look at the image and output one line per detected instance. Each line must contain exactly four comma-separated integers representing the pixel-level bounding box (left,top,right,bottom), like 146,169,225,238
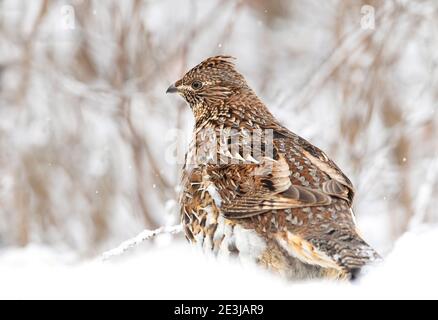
1,226,437,300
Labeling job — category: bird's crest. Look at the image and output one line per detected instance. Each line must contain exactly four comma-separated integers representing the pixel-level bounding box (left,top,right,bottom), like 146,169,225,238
178,55,244,87
193,55,237,72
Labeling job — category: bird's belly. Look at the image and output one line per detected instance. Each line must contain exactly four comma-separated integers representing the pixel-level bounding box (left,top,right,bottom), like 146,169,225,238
183,204,345,280
186,205,267,264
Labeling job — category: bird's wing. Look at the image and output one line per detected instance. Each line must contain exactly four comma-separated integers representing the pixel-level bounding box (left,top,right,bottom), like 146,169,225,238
272,128,355,204
208,155,333,219
203,128,379,275
301,145,354,202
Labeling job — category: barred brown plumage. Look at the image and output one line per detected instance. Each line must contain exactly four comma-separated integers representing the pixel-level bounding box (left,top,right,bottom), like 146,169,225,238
167,56,380,280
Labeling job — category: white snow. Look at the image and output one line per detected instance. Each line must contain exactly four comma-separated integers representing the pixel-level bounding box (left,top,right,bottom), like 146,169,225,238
0,226,437,300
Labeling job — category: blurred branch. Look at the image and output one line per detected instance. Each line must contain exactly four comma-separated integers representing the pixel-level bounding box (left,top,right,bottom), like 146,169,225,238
124,99,175,200
408,160,438,230
278,1,395,110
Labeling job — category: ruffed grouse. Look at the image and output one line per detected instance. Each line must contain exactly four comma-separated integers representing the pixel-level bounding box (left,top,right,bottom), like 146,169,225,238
167,56,379,280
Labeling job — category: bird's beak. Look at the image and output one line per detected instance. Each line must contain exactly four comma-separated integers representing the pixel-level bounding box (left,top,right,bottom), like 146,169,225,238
166,84,178,94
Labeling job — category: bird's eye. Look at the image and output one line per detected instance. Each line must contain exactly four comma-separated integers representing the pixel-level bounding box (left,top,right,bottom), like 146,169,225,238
191,81,203,90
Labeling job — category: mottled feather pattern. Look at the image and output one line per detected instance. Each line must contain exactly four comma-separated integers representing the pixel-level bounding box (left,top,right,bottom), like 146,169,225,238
169,56,380,281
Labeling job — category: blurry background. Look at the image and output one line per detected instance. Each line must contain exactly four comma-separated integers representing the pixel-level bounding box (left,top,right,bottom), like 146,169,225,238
0,0,437,257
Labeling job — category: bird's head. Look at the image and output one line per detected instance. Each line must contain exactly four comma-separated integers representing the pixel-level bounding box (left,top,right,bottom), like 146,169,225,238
166,56,250,123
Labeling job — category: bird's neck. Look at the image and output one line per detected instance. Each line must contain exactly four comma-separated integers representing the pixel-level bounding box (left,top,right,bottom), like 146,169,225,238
194,88,278,132
187,90,286,168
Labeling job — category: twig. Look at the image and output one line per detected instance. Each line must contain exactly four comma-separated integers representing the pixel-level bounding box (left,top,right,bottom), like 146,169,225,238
408,160,438,230
101,224,183,261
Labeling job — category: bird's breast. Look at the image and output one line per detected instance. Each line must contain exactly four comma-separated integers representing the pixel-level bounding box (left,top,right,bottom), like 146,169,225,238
180,176,267,264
